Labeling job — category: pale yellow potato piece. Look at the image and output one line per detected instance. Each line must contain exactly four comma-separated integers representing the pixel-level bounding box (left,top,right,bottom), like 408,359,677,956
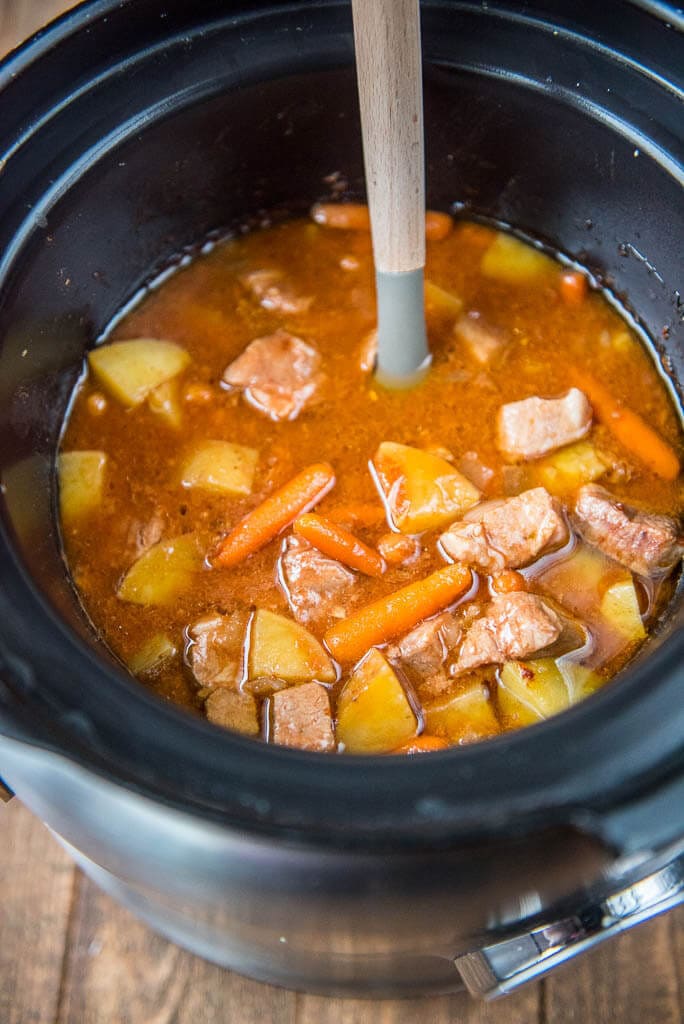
147,377,183,428
117,533,202,606
498,658,573,725
89,338,190,407
535,441,607,495
58,450,107,525
424,679,500,744
600,579,646,643
424,279,463,319
128,633,178,676
336,648,417,754
481,232,555,284
181,440,258,496
248,609,335,683
372,441,481,533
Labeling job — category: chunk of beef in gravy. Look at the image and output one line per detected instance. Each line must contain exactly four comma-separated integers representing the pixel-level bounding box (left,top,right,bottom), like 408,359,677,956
186,610,248,690
440,487,567,573
387,612,462,678
223,329,322,422
454,592,563,673
497,388,592,459
458,451,495,492
454,312,505,366
205,688,259,736
271,682,335,752
574,484,683,577
279,535,356,625
126,509,166,557
239,269,312,314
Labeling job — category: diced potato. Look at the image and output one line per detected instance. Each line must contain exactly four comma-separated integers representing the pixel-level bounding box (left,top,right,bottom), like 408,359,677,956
58,450,107,525
117,533,203,606
534,543,614,620
600,579,646,643
556,658,604,700
423,678,500,743
336,648,417,753
180,440,258,496
248,609,335,683
611,329,637,355
535,441,607,495
89,338,190,407
147,377,183,428
481,232,555,284
498,658,573,725
128,633,178,676
424,280,463,319
205,688,260,736
372,441,481,533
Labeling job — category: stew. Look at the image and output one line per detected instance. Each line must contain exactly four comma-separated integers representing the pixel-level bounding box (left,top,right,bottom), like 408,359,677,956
58,208,684,754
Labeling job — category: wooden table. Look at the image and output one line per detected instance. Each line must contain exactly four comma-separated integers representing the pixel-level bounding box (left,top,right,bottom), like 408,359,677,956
1,3,682,1021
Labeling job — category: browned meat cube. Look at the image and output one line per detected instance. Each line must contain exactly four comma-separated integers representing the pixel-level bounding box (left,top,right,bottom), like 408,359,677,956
126,509,166,557
279,535,355,625
205,688,259,736
440,487,567,573
458,450,495,491
387,611,462,677
271,683,335,752
454,592,563,673
574,484,683,576
497,388,592,459
454,312,505,366
186,610,248,690
239,269,312,314
223,329,322,421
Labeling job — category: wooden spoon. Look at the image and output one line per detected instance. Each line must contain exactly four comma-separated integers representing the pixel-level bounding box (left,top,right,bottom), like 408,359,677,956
351,0,430,387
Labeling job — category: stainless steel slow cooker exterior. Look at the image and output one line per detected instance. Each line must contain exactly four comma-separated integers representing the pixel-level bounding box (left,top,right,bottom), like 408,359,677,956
0,0,682,998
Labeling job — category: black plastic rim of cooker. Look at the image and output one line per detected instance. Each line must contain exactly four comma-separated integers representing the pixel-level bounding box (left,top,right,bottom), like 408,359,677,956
0,0,682,851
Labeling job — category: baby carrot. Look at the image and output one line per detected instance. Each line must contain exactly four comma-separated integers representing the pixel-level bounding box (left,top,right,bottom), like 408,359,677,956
311,203,370,231
391,735,450,755
294,513,386,578
425,210,454,241
575,370,680,481
324,564,472,663
559,270,588,305
325,502,386,527
214,463,335,568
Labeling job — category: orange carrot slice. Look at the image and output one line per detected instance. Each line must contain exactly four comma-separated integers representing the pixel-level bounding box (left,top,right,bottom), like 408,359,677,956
294,513,385,578
575,370,680,481
325,502,386,527
324,564,472,663
425,210,454,241
559,270,588,305
391,735,450,755
214,463,335,568
311,203,370,231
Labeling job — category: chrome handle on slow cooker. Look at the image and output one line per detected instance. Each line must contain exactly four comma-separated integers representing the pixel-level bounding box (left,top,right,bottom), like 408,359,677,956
454,853,684,999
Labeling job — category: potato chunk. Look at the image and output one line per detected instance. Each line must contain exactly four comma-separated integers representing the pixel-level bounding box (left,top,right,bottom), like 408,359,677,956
498,658,572,725
127,633,177,676
147,377,183,428
424,279,463,320
535,441,607,495
117,533,203,606
248,609,335,683
372,442,481,534
58,450,107,525
88,338,190,407
336,648,417,754
181,440,258,496
423,678,500,744
600,579,646,643
481,232,555,283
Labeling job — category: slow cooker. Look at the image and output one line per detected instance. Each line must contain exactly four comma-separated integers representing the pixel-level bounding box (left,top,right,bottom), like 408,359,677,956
0,0,682,999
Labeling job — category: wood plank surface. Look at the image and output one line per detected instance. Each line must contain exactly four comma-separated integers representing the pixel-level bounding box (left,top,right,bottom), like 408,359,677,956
0,3,683,1023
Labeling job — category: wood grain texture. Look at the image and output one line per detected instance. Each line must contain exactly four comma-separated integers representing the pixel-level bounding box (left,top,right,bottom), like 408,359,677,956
0,3,683,1024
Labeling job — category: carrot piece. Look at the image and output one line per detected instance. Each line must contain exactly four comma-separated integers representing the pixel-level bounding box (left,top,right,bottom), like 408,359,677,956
490,570,526,595
456,222,496,247
311,202,370,231
213,463,336,568
324,564,472,663
325,502,386,527
294,513,386,578
377,532,421,567
391,735,450,755
559,270,588,305
575,370,680,481
425,210,454,241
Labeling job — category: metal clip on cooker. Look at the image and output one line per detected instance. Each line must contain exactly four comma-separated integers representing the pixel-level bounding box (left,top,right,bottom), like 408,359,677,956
0,0,682,1000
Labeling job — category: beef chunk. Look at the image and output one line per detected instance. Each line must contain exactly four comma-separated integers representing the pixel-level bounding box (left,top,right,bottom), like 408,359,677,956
223,329,322,421
497,388,592,459
440,487,567,572
458,450,495,491
271,683,335,752
574,484,683,576
126,509,166,557
387,612,462,677
186,610,248,690
205,688,259,736
454,592,562,673
279,535,355,624
239,269,312,314
454,312,505,366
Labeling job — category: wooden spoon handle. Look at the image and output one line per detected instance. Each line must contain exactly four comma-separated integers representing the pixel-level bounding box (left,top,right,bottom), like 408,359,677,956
351,0,426,274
